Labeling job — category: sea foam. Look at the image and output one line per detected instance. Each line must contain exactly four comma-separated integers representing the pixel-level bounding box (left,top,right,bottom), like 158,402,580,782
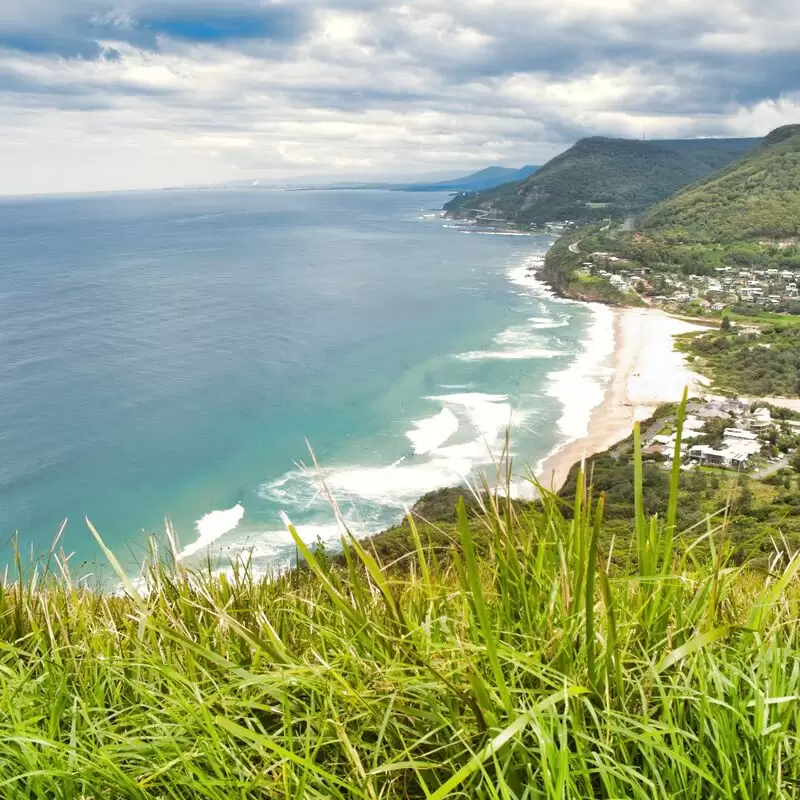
181,502,245,560
546,303,615,441
456,308,566,362
406,407,459,455
456,347,563,361
258,393,521,523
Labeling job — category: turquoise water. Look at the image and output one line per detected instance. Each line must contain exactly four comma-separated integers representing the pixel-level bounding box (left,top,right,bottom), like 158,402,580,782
0,189,607,573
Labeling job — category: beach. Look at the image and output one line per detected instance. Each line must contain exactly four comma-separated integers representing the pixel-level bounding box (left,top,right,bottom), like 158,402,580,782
536,307,708,492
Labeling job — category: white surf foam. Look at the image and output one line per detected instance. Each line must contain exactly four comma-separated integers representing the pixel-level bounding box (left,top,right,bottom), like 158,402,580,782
459,230,536,237
429,392,518,444
457,347,563,361
206,519,354,580
545,303,615,442
528,316,569,329
505,257,572,304
457,318,564,361
181,503,245,560
406,407,459,455
257,393,522,524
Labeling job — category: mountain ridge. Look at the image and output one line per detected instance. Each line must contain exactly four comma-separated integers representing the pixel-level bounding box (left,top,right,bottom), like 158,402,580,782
640,125,800,242
443,135,761,227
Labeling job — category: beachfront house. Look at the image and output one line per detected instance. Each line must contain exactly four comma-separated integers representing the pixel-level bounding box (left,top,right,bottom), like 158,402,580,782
689,445,751,469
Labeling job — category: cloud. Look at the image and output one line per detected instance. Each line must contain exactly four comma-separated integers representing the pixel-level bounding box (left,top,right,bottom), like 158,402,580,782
0,0,798,194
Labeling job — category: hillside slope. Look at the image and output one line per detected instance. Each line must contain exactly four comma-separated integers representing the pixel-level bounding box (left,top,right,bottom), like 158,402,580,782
641,125,800,242
444,136,759,227
402,164,538,192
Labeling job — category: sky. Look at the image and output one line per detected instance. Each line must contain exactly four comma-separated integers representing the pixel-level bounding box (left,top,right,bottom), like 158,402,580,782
1,0,799,195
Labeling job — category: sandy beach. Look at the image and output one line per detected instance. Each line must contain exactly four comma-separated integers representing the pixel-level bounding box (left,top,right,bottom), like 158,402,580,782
536,307,708,492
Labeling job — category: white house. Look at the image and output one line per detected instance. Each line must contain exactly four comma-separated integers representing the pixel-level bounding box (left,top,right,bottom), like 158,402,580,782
747,408,773,430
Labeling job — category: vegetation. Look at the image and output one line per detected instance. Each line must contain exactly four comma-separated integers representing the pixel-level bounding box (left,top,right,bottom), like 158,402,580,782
642,125,800,243
1,408,799,798
611,231,800,277
401,165,538,193
685,325,800,396
444,136,759,227
559,402,800,559
540,226,644,305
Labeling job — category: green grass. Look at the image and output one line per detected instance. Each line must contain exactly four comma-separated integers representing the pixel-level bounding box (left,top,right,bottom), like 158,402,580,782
0,402,799,798
728,310,800,327
686,325,800,396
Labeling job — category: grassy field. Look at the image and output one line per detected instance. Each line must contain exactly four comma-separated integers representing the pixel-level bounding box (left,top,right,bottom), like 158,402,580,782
728,310,800,327
0,406,799,798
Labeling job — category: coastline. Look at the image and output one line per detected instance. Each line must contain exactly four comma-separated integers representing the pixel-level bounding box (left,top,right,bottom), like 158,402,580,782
536,307,708,493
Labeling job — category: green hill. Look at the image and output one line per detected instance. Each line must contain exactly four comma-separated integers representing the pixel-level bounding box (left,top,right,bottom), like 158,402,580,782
401,164,538,192
444,136,759,227
641,125,800,242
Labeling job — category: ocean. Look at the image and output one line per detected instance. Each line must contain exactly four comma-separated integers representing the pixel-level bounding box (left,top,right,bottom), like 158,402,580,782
0,188,613,575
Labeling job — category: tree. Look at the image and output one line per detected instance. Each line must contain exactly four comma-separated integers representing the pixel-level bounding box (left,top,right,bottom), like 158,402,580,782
721,314,732,332
736,475,753,514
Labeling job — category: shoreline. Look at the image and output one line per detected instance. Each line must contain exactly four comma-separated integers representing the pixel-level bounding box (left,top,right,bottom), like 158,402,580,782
536,307,709,493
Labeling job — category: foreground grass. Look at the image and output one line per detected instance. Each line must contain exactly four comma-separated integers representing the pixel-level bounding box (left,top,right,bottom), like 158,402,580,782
1,412,799,798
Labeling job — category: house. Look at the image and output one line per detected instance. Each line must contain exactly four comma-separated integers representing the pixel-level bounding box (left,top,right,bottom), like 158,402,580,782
696,406,731,421
689,446,728,466
683,415,706,431
747,407,773,430
689,445,751,469
723,428,758,442
721,398,750,416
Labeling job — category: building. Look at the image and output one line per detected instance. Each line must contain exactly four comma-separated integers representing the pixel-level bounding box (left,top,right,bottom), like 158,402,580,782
747,407,773,431
689,445,751,469
723,428,758,442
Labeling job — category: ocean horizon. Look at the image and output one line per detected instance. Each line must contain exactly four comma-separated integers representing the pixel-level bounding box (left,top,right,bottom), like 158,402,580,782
0,188,613,575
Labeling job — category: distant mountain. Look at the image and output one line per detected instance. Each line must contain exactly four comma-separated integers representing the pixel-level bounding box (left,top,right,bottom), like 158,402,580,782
400,165,538,193
444,136,761,227
201,165,538,194
640,125,800,242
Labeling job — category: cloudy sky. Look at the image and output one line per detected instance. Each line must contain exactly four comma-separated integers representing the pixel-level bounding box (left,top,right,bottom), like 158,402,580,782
2,0,799,195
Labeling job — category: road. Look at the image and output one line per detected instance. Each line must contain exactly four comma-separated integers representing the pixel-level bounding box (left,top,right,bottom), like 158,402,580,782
568,240,581,253
755,456,790,480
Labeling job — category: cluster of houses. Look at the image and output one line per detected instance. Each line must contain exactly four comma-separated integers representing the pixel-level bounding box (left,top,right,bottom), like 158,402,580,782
687,267,798,310
641,399,798,471
576,253,640,294
544,221,575,235
576,254,800,311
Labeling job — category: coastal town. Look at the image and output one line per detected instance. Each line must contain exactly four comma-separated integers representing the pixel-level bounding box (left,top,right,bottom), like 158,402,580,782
640,396,800,475
579,249,800,313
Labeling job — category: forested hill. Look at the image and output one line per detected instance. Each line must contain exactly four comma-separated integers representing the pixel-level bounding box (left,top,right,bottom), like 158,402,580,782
401,164,538,192
443,135,759,227
641,125,800,242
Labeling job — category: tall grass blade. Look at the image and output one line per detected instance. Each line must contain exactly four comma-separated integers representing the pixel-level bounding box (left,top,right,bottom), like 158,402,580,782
428,687,589,800
457,497,512,715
